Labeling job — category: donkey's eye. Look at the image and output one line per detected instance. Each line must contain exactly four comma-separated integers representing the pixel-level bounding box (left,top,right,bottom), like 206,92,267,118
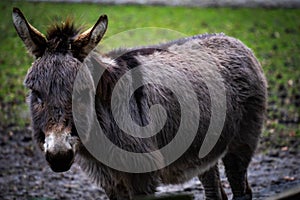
32,90,43,104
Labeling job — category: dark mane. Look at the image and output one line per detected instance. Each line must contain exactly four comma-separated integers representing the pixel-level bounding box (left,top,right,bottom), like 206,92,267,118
46,18,81,40
46,18,81,53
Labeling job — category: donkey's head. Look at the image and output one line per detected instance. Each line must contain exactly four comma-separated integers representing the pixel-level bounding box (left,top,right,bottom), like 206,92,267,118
12,8,108,172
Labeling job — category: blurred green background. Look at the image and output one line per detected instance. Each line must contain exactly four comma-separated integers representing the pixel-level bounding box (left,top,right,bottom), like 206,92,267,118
0,1,299,148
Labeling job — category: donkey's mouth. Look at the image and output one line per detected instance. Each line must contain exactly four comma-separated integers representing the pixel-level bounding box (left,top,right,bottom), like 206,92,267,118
46,150,74,172
48,160,74,172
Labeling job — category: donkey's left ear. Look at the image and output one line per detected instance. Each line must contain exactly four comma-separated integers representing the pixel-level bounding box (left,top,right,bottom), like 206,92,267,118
72,14,108,61
12,7,47,58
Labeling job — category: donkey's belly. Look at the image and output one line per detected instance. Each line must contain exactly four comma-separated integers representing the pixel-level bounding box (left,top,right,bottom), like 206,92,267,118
159,151,226,185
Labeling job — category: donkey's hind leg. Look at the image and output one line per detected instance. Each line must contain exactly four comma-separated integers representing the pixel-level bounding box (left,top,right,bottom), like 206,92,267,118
222,152,252,200
199,164,228,200
223,103,264,200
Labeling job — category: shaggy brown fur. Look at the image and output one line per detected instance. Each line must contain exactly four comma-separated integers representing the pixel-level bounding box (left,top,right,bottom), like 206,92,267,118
13,8,267,200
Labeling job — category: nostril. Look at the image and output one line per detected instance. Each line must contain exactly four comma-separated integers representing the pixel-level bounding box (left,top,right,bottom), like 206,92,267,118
46,150,74,163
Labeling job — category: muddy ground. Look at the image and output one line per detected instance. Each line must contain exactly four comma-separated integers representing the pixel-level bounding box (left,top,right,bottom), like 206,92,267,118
0,125,299,200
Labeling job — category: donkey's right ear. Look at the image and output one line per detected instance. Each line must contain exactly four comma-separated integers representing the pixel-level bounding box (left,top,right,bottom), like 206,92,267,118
72,14,108,61
12,8,47,58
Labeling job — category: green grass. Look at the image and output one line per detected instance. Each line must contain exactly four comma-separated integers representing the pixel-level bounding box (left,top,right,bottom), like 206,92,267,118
0,1,299,143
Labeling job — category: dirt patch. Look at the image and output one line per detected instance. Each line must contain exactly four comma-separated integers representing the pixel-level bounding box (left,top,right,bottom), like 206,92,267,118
0,126,299,200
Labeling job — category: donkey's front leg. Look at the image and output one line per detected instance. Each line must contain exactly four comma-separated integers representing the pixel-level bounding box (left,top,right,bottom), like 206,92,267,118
108,172,160,200
199,164,228,200
103,182,131,200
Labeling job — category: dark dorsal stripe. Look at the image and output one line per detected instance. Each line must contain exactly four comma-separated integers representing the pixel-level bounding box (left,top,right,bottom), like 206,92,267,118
115,48,166,69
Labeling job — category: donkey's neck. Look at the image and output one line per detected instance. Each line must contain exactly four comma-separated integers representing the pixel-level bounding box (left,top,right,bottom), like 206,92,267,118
85,51,129,103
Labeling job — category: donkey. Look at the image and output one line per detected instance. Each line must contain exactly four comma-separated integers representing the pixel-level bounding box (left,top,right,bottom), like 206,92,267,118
13,7,267,200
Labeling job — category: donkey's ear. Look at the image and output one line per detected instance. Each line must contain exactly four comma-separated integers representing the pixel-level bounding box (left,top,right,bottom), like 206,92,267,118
12,8,47,58
72,14,108,61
